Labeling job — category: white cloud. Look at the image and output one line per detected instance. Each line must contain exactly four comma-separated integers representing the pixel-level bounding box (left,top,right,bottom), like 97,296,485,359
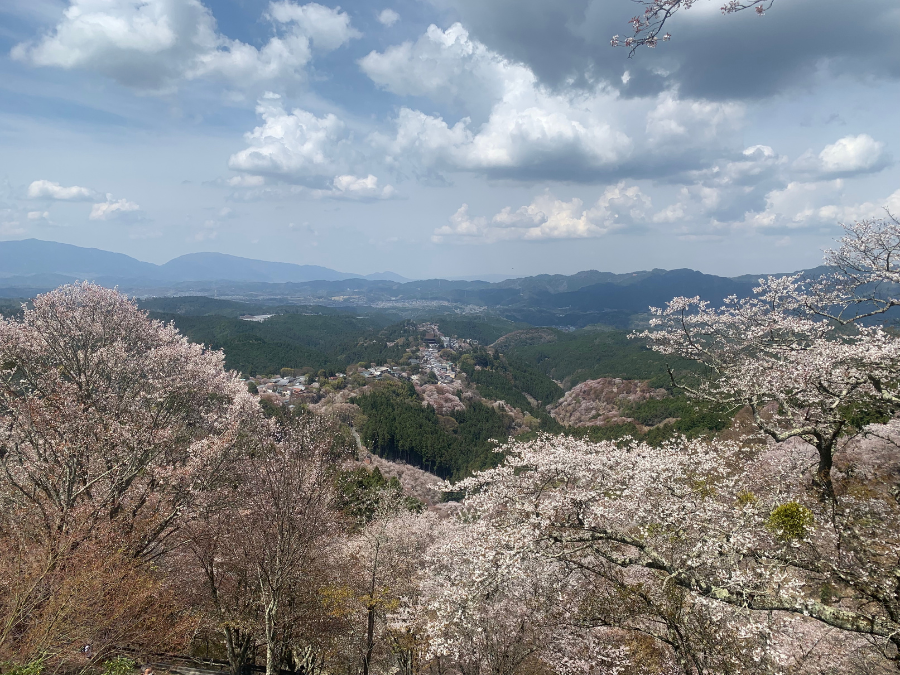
377,8,399,27
644,94,744,150
662,177,900,236
223,23,752,188
228,94,357,182
192,219,219,241
12,0,360,93
360,24,748,181
226,175,266,187
740,180,900,231
27,211,50,220
743,180,843,230
793,134,888,177
433,183,650,243
373,100,631,179
319,174,396,199
651,145,788,226
27,179,96,200
89,195,140,220
266,1,361,50
364,24,635,174
360,23,513,117
644,136,893,235
819,134,886,173
652,184,721,225
714,145,785,185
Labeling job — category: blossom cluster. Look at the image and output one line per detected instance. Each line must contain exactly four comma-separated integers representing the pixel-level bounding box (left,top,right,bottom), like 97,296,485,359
611,0,772,51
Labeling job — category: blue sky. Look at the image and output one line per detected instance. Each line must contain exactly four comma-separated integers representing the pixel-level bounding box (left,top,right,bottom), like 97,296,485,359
0,0,898,278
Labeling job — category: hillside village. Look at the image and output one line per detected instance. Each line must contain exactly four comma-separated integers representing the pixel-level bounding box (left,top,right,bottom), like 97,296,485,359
245,322,476,408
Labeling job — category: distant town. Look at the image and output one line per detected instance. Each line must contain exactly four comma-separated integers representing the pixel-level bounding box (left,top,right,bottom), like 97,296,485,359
244,322,477,408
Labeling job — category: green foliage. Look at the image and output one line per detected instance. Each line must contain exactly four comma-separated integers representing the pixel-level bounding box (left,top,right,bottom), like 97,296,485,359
432,315,525,345
505,329,696,388
258,396,285,419
139,296,273,317
149,312,413,376
619,396,731,439
102,657,137,675
820,582,838,604
335,466,423,524
3,658,45,675
0,298,26,319
767,502,814,540
351,384,511,479
456,349,563,411
671,408,731,436
568,399,730,447
736,491,758,507
620,397,694,426
839,399,893,432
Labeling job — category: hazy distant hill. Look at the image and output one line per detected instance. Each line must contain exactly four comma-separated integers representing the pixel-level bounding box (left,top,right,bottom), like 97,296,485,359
159,252,357,283
0,239,407,286
536,269,757,313
0,238,829,329
0,239,159,279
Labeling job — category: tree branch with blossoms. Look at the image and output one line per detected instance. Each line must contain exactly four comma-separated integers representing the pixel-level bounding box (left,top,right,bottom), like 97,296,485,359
637,218,900,499
447,433,900,669
611,0,775,54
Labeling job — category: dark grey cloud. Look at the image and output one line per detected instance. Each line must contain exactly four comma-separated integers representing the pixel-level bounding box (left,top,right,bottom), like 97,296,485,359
437,0,900,100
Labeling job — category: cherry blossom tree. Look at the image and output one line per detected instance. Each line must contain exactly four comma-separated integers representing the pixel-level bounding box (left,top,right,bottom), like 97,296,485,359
428,217,900,672
421,517,628,675
638,216,900,499
611,0,775,52
0,282,261,558
179,503,261,675
447,433,900,672
195,413,349,675
343,493,436,675
0,282,260,669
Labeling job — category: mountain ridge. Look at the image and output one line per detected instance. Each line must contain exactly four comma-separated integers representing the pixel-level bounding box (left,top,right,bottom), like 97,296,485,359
0,239,409,284
0,239,828,330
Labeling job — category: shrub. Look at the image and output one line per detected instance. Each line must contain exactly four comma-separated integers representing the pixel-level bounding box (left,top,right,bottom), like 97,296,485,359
103,657,137,675
767,502,814,540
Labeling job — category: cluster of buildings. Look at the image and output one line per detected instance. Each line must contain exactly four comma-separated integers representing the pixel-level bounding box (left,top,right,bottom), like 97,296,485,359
419,346,456,384
249,373,346,405
359,365,407,380
244,324,477,405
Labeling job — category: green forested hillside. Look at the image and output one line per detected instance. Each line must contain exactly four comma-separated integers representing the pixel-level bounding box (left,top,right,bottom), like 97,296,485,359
150,311,411,375
0,298,25,318
352,383,511,479
503,329,694,388
432,315,527,344
456,349,563,409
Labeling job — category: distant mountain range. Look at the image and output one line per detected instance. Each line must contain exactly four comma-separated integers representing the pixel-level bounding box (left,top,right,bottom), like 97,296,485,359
0,239,826,329
0,239,409,287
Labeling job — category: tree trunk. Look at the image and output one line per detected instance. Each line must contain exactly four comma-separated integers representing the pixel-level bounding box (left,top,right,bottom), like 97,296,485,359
363,541,381,675
814,436,837,501
264,598,279,675
224,626,253,675
363,602,375,675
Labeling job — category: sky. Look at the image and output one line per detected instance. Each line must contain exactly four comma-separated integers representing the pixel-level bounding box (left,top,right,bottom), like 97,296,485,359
0,0,898,279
